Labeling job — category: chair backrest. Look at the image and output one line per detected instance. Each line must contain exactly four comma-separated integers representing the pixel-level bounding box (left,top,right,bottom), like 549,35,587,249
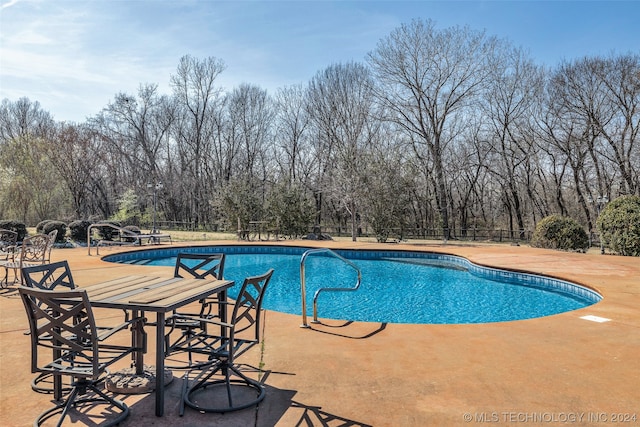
17,234,50,265
45,229,58,262
231,269,274,345
21,260,76,291
18,286,100,378
174,253,225,280
0,229,18,260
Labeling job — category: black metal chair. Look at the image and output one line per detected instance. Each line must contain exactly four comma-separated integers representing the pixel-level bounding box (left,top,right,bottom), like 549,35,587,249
21,260,77,394
0,229,18,261
182,268,274,414
21,260,75,292
164,252,226,369
43,229,58,264
19,286,145,426
1,233,50,286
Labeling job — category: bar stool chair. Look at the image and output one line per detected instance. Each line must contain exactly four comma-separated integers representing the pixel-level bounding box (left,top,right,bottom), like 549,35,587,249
21,260,77,394
182,268,274,414
164,252,226,369
18,286,146,426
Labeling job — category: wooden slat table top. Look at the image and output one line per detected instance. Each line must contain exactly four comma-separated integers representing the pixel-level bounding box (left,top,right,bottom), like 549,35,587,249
82,275,234,313
126,278,203,304
81,276,177,301
153,280,225,307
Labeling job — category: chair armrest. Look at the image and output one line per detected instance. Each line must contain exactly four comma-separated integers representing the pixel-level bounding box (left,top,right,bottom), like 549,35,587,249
170,313,233,329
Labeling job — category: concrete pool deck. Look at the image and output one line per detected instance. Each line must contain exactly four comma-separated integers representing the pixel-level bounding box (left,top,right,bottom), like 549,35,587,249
1,240,638,426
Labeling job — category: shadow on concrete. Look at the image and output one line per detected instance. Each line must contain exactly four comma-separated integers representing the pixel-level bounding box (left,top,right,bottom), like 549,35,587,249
0,286,19,298
306,320,387,339
115,365,296,426
256,385,373,427
284,400,373,427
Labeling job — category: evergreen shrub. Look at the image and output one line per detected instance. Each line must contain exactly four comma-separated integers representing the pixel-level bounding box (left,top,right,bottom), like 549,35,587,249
42,221,67,243
36,220,53,233
0,220,27,241
531,215,589,252
596,195,640,256
68,220,92,242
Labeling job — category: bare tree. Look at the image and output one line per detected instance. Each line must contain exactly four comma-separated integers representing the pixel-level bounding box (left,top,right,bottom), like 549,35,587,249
225,83,274,179
368,19,499,240
46,123,96,219
0,97,54,143
306,62,379,241
91,84,176,218
170,55,226,227
447,116,492,237
274,84,313,185
590,54,640,196
537,71,600,231
483,47,544,238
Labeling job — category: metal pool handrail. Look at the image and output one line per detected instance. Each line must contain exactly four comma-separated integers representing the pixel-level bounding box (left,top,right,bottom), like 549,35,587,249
299,248,362,328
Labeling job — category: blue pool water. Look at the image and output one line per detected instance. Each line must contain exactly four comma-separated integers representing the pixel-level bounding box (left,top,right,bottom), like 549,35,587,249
104,245,601,324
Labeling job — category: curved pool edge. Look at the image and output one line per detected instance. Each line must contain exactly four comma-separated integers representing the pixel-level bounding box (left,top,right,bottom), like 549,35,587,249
102,242,603,308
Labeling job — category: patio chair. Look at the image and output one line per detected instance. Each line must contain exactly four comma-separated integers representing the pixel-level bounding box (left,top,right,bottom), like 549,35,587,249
18,286,145,427
182,268,274,414
44,229,58,264
0,229,18,261
21,260,74,292
0,233,50,287
21,260,78,394
164,253,226,369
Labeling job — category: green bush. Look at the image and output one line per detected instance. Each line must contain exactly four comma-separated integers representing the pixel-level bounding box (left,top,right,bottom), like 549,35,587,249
531,215,589,252
596,195,640,256
68,220,92,242
265,183,316,238
42,221,67,243
36,220,53,233
0,220,27,241
111,189,142,227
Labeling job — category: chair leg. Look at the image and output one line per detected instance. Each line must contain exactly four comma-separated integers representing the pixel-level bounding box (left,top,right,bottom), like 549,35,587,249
183,361,265,414
55,386,80,427
33,379,129,427
1,266,9,288
165,328,218,370
5,267,20,286
31,372,73,395
179,371,189,417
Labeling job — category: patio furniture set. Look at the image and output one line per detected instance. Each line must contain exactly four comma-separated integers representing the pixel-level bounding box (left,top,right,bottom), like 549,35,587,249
1,229,57,287
14,249,274,426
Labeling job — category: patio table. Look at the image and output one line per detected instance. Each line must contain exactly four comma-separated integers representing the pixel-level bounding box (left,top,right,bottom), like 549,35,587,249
79,275,234,417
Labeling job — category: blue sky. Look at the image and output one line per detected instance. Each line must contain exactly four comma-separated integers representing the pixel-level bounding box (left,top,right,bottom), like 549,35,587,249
1,0,639,123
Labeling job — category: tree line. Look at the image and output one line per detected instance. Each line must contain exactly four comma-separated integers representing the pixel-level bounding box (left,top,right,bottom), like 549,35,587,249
1,19,638,242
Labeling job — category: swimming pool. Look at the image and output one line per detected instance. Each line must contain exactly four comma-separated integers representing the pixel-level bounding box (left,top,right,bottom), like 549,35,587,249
103,245,601,324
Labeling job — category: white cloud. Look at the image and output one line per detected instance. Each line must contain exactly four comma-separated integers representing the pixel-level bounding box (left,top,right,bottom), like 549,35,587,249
1,0,22,10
